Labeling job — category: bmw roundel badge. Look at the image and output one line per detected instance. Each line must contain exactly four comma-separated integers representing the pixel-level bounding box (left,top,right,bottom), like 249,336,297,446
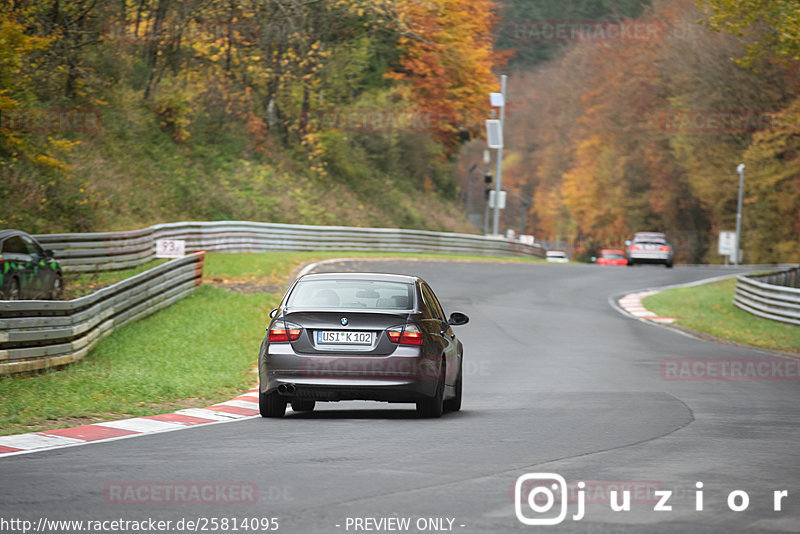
340,317,348,326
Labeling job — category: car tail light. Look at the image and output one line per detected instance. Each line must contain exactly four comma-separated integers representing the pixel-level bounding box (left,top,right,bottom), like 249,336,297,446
660,246,670,252
387,324,423,346
629,245,639,251
269,321,303,342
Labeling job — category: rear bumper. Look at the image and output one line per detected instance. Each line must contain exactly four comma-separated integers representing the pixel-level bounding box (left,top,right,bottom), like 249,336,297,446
259,345,441,402
628,252,671,263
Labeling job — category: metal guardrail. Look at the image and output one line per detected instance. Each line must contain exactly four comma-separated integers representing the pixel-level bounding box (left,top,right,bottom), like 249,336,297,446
734,267,800,326
2,222,541,375
34,221,544,272
0,253,205,375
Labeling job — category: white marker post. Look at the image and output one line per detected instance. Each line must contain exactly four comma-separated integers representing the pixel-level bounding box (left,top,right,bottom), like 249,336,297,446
155,239,186,258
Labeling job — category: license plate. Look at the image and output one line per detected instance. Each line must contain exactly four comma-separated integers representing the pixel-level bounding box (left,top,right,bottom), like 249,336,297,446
316,331,373,345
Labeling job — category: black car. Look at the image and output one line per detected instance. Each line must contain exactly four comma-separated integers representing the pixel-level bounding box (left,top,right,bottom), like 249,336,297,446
0,230,63,300
258,272,469,418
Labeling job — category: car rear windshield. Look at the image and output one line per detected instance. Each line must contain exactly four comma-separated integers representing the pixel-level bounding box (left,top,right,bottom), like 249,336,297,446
633,234,666,244
287,280,415,310
603,252,626,259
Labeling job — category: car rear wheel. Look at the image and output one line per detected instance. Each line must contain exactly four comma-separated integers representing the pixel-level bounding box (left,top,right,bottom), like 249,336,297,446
444,368,462,413
8,278,20,300
259,389,286,418
291,400,315,412
50,274,63,300
417,360,445,418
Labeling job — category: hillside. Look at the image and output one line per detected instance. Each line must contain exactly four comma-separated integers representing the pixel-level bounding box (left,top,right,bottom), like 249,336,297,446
475,0,800,263
0,1,500,234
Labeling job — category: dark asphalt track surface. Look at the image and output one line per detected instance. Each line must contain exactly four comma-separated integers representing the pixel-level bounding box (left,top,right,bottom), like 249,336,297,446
1,261,798,534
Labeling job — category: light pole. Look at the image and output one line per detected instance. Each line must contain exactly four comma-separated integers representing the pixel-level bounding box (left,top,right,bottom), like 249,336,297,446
503,187,533,234
490,75,507,236
735,163,745,266
466,163,478,218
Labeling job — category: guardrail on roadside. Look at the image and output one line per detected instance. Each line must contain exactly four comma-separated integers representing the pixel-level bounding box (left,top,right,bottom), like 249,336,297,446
34,221,544,272
734,267,800,327
0,252,205,375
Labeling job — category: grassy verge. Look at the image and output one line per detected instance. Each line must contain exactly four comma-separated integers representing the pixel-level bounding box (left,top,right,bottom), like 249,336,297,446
203,250,546,282
0,287,276,436
643,278,800,354
0,250,542,435
61,260,169,299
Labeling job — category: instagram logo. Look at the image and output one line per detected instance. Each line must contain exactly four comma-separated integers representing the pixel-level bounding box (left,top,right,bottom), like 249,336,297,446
515,473,580,525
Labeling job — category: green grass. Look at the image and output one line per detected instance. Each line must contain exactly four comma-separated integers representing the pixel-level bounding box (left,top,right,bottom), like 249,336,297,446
643,278,800,354
0,250,543,435
0,286,277,436
62,260,169,298
203,250,546,281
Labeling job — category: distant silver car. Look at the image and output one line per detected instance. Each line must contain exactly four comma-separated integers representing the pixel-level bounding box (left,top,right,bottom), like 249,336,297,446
258,272,469,418
625,232,674,268
546,251,570,263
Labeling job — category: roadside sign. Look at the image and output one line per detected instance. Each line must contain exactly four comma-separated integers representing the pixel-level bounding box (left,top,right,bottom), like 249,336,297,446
486,119,503,149
718,231,736,256
490,93,505,108
156,239,186,258
488,190,506,209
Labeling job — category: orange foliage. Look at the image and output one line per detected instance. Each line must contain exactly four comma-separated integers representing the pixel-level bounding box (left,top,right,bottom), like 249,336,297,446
387,0,506,146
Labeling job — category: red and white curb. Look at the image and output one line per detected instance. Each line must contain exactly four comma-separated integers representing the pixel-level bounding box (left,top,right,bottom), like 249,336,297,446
618,290,676,324
0,387,264,458
0,257,346,460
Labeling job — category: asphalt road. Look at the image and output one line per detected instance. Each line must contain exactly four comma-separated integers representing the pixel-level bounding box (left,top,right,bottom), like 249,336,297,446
1,261,798,534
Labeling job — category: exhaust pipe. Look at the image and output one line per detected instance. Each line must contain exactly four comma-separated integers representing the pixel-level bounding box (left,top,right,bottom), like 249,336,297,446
277,384,296,395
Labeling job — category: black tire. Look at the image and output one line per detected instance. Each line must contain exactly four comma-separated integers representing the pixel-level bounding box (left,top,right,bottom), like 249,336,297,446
417,361,445,418
291,400,315,412
50,274,63,300
627,260,634,267
665,261,673,269
8,278,20,300
259,389,286,418
443,368,462,413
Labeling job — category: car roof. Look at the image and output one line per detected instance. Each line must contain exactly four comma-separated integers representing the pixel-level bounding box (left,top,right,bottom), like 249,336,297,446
297,272,420,284
0,229,29,241
546,250,567,255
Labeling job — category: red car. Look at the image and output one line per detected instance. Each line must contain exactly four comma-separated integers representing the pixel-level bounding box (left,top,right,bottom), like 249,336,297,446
596,249,629,266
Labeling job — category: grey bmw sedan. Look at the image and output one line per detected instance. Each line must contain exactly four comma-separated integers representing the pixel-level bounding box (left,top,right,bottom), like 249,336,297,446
258,272,469,418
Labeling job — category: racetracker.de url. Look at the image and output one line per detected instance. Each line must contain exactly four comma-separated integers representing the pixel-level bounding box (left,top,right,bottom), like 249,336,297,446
0,517,280,534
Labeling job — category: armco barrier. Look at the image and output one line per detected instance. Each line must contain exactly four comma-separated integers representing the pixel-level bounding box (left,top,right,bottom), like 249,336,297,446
34,221,544,272
0,252,205,375
733,267,800,326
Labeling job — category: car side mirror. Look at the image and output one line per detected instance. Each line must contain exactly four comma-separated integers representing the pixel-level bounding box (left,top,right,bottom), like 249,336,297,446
447,312,469,326
269,308,279,319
